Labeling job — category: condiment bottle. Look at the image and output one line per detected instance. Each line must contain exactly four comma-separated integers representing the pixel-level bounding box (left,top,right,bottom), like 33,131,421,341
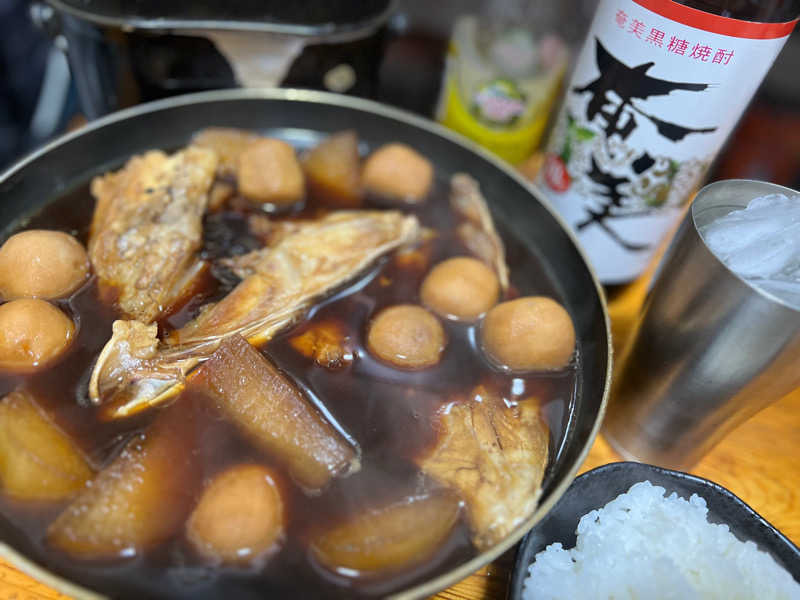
537,0,800,284
436,15,571,164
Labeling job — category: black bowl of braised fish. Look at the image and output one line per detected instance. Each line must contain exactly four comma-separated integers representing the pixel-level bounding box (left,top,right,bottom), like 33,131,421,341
0,89,610,599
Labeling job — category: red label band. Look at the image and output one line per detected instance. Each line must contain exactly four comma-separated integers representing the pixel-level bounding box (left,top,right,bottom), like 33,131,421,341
633,0,799,39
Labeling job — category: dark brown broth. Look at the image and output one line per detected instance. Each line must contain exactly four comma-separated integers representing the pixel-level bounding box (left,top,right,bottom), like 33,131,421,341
0,169,577,599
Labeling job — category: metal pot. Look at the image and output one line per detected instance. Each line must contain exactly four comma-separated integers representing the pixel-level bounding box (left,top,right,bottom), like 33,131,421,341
0,88,611,599
33,0,396,118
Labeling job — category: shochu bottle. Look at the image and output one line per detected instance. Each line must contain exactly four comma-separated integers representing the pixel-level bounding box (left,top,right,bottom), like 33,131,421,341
537,0,800,283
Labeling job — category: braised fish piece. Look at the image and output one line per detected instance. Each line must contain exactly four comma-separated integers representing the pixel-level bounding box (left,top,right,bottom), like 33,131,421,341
208,180,235,211
177,210,418,345
450,173,509,292
191,335,359,491
88,320,208,413
89,210,419,417
47,401,199,560
417,386,549,550
89,146,218,323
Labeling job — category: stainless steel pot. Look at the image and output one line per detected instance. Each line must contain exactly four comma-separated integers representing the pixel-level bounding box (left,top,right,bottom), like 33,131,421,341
0,88,611,599
33,0,396,118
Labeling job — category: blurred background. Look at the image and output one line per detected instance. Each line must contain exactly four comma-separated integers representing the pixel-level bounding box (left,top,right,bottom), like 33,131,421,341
1,0,798,188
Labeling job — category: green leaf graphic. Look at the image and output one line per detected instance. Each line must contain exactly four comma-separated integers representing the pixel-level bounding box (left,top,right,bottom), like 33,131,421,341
561,140,572,164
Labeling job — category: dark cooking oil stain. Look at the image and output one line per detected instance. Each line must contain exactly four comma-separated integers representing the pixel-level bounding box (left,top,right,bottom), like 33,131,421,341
0,167,577,599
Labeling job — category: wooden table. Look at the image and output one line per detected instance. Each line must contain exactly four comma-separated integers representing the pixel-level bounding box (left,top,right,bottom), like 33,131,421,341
2,272,799,600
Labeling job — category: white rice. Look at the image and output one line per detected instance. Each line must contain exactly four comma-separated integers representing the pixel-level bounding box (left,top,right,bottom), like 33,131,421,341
523,481,800,600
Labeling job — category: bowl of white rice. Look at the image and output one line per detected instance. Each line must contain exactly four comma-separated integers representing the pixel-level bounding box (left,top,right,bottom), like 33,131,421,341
512,461,800,600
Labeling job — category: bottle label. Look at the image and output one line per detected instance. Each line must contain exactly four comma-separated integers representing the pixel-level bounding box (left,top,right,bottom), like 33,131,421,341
437,16,569,163
539,0,797,283
472,79,527,126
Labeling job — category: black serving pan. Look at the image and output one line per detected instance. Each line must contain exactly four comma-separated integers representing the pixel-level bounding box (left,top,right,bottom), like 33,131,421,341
510,461,800,599
0,89,611,599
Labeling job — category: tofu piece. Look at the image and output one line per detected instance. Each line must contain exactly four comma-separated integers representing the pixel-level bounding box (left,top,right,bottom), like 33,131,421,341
362,143,433,203
47,403,199,559
310,491,461,577
238,138,305,206
0,390,92,501
303,130,363,208
190,335,359,492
